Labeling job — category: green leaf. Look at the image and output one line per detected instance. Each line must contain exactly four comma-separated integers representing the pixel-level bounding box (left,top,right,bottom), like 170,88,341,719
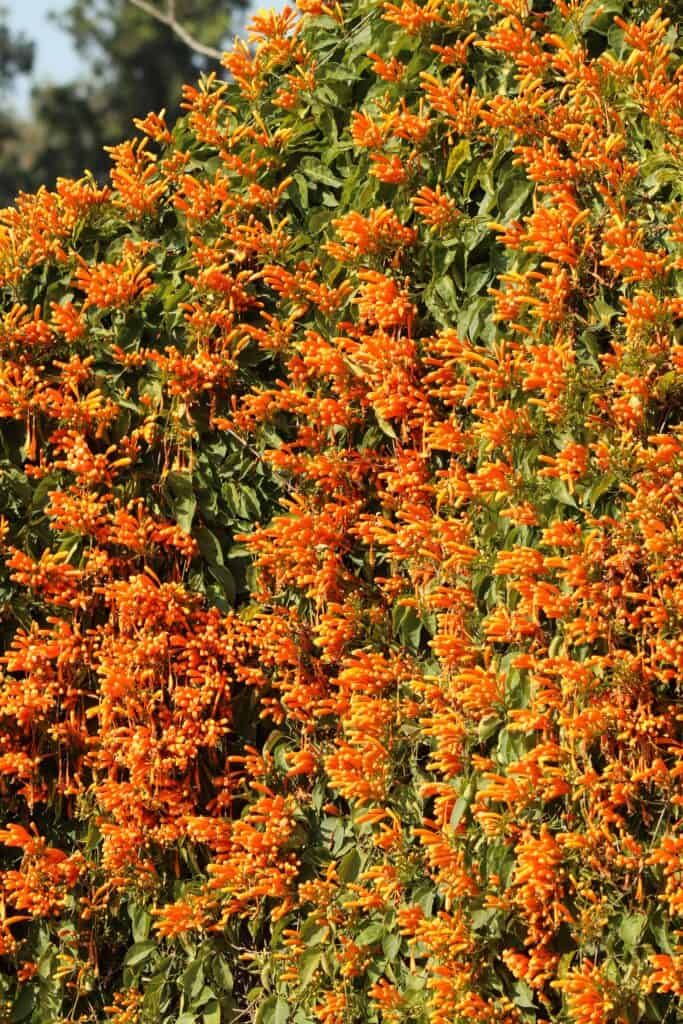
467,263,492,294
128,901,152,942
581,473,615,509
435,274,457,308
308,208,332,235
222,482,261,520
376,414,398,439
256,995,291,1024
193,986,215,1009
240,485,261,520
356,922,384,946
300,157,343,188
405,971,427,992
382,933,400,960
338,847,361,883
450,780,476,828
182,961,205,1001
212,957,234,993
420,609,437,636
31,474,59,510
392,603,422,649
593,295,619,325
478,715,501,743
207,563,236,608
425,274,459,326
298,948,323,987
496,176,533,220
138,376,163,406
457,295,489,338
202,1000,221,1024
471,907,497,931
142,970,167,1017
10,987,35,1023
556,951,575,979
165,471,197,532
195,525,224,565
619,913,647,951
446,139,471,179
512,978,536,1009
292,173,309,210
301,917,329,945
548,479,577,509
497,727,536,764
166,470,194,498
123,940,157,967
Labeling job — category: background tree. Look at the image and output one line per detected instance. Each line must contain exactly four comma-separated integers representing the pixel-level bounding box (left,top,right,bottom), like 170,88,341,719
0,6,34,205
0,6,33,89
0,0,244,203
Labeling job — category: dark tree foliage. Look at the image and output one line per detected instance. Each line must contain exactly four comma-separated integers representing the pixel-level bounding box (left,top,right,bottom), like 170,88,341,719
0,0,246,204
0,6,34,206
0,7,33,89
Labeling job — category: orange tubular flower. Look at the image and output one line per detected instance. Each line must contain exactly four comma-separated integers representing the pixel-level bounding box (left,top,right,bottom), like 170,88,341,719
412,184,460,230
382,0,443,35
367,51,406,82
355,269,415,330
105,137,166,217
369,151,409,183
325,206,416,262
552,963,616,1024
74,247,156,310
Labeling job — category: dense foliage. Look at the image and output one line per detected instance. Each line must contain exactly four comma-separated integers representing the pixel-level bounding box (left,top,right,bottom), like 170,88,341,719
2,0,683,1021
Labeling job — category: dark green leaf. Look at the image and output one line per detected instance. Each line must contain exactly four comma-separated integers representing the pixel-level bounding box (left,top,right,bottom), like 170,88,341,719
392,603,422,649
10,987,34,1023
165,471,197,531
195,525,224,565
182,961,205,1001
338,848,361,883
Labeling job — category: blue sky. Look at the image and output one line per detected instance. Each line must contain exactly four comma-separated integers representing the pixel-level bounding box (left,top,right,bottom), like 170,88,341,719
6,0,258,113
7,0,82,110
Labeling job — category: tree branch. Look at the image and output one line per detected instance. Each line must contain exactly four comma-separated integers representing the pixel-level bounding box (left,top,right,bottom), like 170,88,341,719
127,0,224,61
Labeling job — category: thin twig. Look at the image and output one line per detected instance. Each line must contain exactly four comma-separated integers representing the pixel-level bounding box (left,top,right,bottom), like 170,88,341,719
127,0,224,60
